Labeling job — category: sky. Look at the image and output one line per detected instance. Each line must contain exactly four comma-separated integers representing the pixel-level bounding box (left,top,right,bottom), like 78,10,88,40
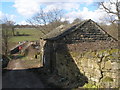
0,0,118,25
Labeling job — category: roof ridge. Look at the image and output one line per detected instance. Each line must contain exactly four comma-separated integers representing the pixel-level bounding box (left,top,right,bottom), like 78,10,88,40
42,19,116,41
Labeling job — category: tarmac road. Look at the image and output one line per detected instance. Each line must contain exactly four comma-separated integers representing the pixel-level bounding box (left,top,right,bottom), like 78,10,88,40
2,69,45,88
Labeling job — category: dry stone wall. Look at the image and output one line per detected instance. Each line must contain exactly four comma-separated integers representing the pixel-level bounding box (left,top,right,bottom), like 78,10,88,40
55,41,119,88
70,49,119,88
40,19,119,88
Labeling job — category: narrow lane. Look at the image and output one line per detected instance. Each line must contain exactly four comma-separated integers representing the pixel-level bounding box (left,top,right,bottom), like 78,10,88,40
2,70,44,88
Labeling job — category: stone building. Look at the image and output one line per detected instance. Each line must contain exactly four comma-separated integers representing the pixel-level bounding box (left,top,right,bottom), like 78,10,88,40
40,19,119,88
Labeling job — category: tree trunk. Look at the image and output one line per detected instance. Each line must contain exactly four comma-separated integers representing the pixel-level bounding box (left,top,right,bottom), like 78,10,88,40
12,27,15,36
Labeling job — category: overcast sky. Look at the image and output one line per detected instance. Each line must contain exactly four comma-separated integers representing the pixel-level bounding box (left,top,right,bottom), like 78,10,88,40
0,0,118,25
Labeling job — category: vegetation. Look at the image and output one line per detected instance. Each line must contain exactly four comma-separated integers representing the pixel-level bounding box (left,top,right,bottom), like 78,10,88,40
2,54,11,68
102,76,113,82
101,24,118,40
9,28,44,42
1,20,14,55
27,8,69,35
99,0,119,40
100,0,120,23
83,83,99,88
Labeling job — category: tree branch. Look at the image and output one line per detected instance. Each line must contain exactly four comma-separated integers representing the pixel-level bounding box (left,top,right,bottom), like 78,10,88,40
101,2,117,15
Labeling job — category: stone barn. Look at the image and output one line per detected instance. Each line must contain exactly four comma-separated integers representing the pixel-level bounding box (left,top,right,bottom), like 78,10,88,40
40,19,119,88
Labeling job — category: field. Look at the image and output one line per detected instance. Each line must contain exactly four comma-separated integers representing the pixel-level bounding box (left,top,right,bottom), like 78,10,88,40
6,28,44,70
9,28,45,42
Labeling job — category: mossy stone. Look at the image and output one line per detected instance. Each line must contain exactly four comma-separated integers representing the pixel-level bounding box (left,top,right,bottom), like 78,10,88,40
111,62,120,70
102,76,113,82
81,58,88,67
109,49,119,55
105,60,112,70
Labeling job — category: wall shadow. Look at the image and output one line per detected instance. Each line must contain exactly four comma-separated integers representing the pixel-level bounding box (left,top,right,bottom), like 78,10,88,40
43,41,88,88
10,54,25,60
15,34,30,36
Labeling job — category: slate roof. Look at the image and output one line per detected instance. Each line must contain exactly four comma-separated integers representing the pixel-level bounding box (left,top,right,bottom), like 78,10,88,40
41,19,117,41
41,19,89,40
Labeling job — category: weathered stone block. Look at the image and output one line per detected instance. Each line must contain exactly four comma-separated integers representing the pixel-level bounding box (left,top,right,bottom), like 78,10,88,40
93,61,100,69
94,69,102,78
88,69,102,83
84,51,97,58
97,51,104,58
79,68,85,74
109,49,119,55
103,50,110,57
111,62,120,70
106,55,118,61
85,73,91,78
105,60,112,70
81,58,88,67
85,67,94,75
87,59,93,68
101,76,113,82
103,72,112,77
100,76,114,88
111,72,119,79
110,80,119,88
91,77,99,83
87,58,100,69
54,48,119,88
96,58,102,63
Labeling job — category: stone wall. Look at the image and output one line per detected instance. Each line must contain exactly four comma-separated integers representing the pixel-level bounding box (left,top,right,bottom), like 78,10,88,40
54,41,119,88
70,49,119,88
40,19,119,88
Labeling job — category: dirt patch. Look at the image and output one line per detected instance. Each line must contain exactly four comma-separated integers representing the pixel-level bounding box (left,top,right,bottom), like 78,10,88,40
26,45,38,57
6,59,41,70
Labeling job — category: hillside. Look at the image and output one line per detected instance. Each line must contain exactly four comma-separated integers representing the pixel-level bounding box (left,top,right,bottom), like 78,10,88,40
9,28,45,42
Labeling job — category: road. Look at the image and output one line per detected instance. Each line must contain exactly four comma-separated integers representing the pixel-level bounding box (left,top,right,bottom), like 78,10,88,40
2,69,45,88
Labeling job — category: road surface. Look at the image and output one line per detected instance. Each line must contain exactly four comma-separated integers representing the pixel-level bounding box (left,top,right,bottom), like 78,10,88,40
2,69,45,88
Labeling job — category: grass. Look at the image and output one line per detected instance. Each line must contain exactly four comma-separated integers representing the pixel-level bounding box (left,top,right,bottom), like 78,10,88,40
9,28,45,42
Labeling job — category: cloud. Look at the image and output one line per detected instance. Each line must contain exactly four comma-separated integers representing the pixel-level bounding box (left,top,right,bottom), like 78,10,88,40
18,20,29,25
12,1,105,23
64,0,118,24
13,1,81,20
43,3,80,12
64,6,109,23
98,0,118,23
21,0,101,3
13,0,94,16
60,3,80,11
0,11,4,19
12,0,117,24
13,0,40,17
0,11,16,21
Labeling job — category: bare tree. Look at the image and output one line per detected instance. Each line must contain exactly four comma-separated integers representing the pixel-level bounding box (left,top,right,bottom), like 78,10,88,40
27,8,66,35
100,0,120,24
1,18,14,55
6,21,15,36
72,18,82,24
99,0,120,40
